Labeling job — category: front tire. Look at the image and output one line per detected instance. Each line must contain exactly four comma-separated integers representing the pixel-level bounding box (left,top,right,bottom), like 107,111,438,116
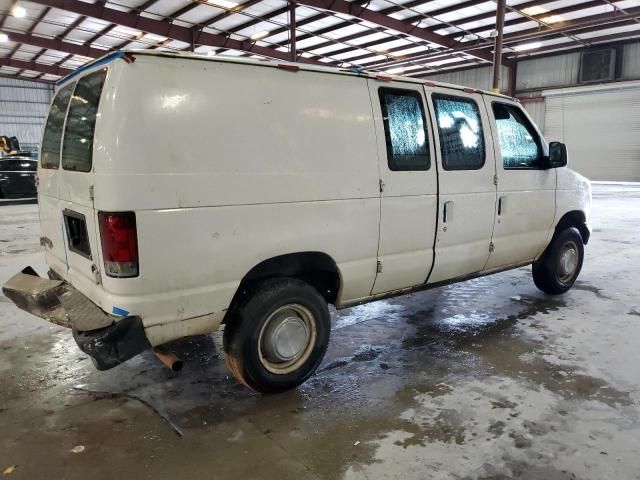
533,227,584,294
223,278,331,393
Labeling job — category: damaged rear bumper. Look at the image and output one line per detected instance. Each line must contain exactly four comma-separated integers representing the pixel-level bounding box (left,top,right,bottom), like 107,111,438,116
2,267,150,370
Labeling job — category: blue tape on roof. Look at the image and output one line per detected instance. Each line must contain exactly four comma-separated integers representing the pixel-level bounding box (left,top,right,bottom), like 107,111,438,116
57,51,129,85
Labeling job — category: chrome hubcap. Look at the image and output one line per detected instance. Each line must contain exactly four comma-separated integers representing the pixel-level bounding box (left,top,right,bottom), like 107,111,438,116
258,305,316,374
558,241,578,283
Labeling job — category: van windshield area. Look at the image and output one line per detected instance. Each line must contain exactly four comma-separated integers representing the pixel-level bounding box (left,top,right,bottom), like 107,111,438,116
61,68,107,172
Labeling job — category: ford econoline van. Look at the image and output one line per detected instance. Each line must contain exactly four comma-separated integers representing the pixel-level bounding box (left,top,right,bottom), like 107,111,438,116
3,51,591,393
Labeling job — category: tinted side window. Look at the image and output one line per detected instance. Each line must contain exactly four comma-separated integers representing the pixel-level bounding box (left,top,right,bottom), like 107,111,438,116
62,69,107,172
492,103,541,169
433,94,485,171
41,84,74,169
379,88,430,171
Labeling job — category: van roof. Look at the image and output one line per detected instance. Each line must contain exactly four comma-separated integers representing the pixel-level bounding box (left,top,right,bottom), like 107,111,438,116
68,49,515,101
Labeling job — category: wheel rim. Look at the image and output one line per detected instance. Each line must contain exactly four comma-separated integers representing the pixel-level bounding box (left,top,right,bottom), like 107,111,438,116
258,304,317,374
558,240,579,284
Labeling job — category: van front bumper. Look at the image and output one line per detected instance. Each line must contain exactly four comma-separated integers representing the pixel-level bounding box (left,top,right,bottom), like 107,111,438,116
2,267,151,370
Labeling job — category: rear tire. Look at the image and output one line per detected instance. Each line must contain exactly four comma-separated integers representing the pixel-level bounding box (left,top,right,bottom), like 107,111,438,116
223,278,330,393
533,227,584,295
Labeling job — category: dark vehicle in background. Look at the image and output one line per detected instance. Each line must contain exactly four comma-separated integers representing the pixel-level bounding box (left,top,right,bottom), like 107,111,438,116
0,156,38,199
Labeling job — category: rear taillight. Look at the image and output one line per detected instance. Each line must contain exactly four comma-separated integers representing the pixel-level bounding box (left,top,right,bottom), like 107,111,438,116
98,211,139,278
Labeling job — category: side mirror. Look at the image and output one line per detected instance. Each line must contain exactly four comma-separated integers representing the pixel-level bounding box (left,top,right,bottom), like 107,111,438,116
547,141,568,168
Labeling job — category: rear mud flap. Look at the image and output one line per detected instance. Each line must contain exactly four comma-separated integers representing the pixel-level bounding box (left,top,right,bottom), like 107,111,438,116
73,317,151,370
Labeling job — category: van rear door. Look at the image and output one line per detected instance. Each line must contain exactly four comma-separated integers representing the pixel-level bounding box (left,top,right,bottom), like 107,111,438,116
39,83,74,276
39,68,108,289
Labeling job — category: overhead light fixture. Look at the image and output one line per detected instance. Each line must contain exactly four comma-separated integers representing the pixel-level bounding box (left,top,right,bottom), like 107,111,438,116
74,54,93,62
513,42,542,52
11,5,27,18
250,30,269,41
386,67,405,75
540,14,564,24
520,6,548,16
208,0,238,8
0,33,8,42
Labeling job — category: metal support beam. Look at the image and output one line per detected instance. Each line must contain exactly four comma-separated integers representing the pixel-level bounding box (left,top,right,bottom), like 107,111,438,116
6,31,111,59
27,0,326,64
289,0,296,62
0,57,73,77
356,5,640,72
508,29,640,58
492,0,506,93
418,31,640,81
0,0,18,31
295,0,511,66
508,61,517,97
0,73,55,84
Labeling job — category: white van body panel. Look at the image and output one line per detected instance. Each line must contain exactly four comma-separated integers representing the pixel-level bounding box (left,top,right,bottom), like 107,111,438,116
35,52,592,348
482,96,557,269
367,80,438,294
425,87,497,284
547,168,592,249
86,56,379,335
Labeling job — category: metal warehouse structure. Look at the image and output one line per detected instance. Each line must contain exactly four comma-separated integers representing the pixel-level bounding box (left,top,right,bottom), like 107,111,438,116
1,0,639,180
0,0,639,84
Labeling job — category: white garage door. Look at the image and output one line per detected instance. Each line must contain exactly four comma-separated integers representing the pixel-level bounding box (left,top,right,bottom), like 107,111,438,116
543,81,640,181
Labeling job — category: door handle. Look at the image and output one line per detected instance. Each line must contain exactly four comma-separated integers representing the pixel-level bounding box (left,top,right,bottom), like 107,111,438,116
498,196,506,216
443,201,453,223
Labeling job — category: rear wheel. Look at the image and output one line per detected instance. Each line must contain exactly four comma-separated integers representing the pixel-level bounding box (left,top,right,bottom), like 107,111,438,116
533,227,584,294
223,278,330,393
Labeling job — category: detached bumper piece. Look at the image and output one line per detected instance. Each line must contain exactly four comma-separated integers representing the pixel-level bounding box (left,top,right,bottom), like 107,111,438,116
3,266,71,327
2,266,150,370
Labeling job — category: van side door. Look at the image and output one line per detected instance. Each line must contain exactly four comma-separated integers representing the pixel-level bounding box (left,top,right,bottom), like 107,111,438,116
367,80,438,295
426,88,497,283
483,99,556,269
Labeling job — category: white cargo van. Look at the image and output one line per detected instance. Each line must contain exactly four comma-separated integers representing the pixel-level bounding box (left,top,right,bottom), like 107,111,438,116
4,51,591,393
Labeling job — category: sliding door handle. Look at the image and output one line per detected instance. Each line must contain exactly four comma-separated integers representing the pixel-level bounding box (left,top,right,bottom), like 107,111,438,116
443,201,453,223
498,196,506,216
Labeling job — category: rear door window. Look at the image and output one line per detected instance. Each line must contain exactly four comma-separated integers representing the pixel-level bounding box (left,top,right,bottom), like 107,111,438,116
41,83,74,169
433,94,485,170
62,68,107,172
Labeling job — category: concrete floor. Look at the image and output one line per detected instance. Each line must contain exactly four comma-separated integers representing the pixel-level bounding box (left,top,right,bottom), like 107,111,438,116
1,184,639,480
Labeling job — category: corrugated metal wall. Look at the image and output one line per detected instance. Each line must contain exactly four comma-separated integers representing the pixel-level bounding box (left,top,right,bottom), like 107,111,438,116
516,53,581,91
622,43,640,80
422,65,511,92
522,100,546,133
0,77,53,153
544,82,640,181
421,41,640,181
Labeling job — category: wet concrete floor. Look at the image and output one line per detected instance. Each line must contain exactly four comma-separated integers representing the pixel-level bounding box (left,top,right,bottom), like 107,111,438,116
1,183,639,479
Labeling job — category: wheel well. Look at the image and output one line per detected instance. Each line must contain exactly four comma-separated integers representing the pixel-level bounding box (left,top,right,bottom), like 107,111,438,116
224,252,342,322
555,210,589,244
